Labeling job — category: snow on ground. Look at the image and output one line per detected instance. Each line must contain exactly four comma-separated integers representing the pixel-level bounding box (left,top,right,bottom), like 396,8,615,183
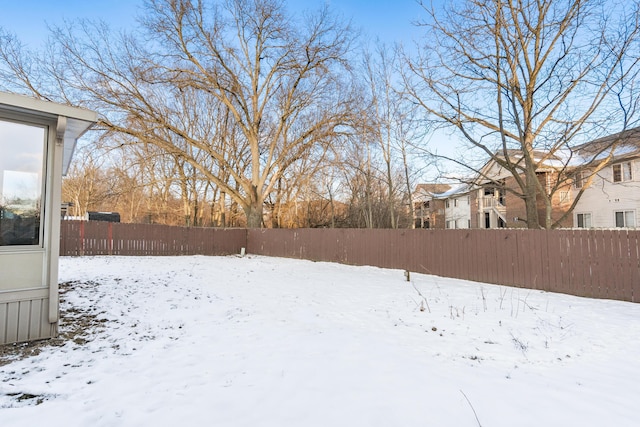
1,255,640,426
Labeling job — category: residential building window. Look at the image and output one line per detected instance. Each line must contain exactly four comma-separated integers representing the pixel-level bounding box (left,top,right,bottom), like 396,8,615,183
454,199,458,207
484,212,491,229
498,188,506,206
613,162,633,183
573,170,589,189
615,210,635,228
1,120,46,247
445,199,450,208
559,191,570,204
576,213,592,228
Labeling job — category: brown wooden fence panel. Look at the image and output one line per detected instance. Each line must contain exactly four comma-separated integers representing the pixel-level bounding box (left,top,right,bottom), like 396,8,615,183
60,220,246,257
245,228,640,302
60,222,640,302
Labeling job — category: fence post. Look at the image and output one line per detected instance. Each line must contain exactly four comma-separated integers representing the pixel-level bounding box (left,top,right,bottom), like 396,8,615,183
79,221,85,257
108,222,113,255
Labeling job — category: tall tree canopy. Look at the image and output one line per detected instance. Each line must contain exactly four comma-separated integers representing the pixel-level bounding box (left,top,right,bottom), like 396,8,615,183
404,0,640,228
1,0,358,227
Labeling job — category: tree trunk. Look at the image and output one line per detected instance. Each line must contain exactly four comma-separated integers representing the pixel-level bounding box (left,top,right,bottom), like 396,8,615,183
245,186,263,228
245,204,263,228
524,170,540,229
386,161,396,228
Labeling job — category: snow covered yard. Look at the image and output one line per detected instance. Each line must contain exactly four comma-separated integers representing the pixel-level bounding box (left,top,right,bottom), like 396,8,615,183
1,255,639,427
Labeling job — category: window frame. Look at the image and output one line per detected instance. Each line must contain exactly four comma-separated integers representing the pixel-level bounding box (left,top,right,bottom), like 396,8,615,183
0,115,49,250
615,210,635,228
613,162,633,183
573,170,590,189
576,212,592,228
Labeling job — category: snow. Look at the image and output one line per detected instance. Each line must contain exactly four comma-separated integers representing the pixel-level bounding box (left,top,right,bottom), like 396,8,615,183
2,255,640,426
434,183,471,199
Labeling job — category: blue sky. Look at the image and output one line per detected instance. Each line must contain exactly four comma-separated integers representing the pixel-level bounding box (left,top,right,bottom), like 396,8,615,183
0,0,426,48
0,0,450,178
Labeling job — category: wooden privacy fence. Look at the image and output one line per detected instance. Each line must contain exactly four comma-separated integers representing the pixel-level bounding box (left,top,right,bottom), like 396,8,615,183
60,221,640,302
60,220,246,256
247,228,640,302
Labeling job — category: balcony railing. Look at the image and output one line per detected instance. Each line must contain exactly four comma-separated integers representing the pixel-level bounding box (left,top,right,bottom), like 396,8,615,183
480,196,505,209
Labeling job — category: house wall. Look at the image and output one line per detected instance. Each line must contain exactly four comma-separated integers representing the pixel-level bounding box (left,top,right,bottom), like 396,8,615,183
470,192,479,228
0,289,57,344
0,93,95,346
413,198,447,229
0,117,59,345
503,176,527,228
473,173,573,229
535,172,573,228
445,195,471,228
572,158,640,228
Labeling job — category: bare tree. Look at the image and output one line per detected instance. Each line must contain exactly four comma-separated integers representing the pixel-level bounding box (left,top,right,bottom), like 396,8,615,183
1,0,357,228
363,43,399,228
363,42,429,228
62,147,114,218
404,0,640,228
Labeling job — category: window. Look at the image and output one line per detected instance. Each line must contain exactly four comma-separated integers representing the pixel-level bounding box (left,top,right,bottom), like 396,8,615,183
498,189,506,206
613,162,633,183
615,210,635,228
454,199,458,207
423,200,430,209
559,191,570,204
0,120,46,247
445,199,450,208
574,170,589,189
576,213,592,228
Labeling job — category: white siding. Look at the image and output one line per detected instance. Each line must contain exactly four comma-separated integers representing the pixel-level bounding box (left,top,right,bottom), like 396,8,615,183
444,195,471,228
572,160,640,228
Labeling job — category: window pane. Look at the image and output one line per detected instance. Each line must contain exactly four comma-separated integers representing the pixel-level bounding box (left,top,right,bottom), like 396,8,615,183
625,211,635,227
0,120,45,246
615,211,625,227
624,163,633,181
613,164,622,182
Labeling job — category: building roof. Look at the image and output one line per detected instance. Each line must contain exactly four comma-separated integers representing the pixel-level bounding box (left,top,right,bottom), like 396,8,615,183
414,183,472,200
415,183,452,196
0,91,97,175
573,126,640,164
433,183,471,198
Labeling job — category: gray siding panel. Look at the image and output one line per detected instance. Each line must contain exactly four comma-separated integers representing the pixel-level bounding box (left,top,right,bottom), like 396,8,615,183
5,302,19,343
0,303,6,344
28,299,42,339
0,293,55,345
17,301,31,342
